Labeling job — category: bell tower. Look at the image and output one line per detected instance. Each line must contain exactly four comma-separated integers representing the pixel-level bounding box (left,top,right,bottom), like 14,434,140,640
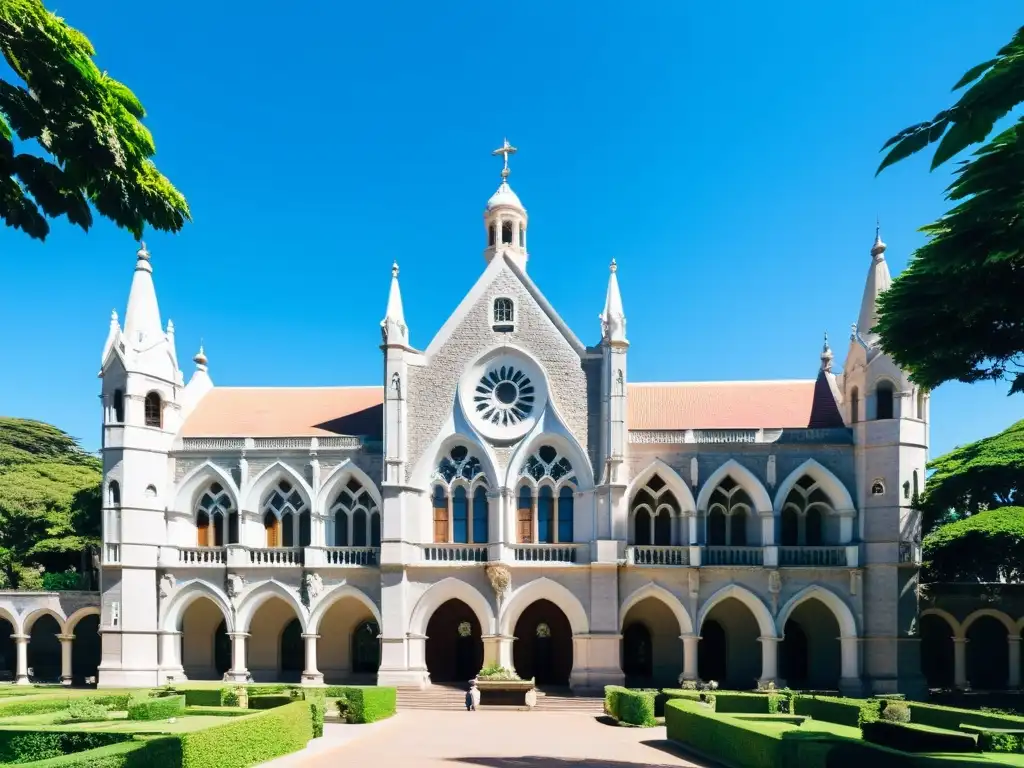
483,139,528,270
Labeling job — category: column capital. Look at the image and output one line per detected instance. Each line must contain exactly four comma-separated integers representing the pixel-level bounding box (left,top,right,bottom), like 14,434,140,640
680,633,700,642
1009,636,1022,644
757,636,781,644
227,632,250,640
952,636,969,644
57,634,75,642
11,634,29,642
300,633,320,640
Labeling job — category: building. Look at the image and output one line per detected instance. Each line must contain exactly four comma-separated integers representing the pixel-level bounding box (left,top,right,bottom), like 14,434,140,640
96,143,927,694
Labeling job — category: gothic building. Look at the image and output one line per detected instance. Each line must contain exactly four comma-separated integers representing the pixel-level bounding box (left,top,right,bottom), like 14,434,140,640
96,143,926,694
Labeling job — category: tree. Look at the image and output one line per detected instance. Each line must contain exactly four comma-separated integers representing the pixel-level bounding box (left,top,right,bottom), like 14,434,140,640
0,417,101,589
917,419,1024,533
922,506,1024,583
0,0,189,241
874,26,1024,394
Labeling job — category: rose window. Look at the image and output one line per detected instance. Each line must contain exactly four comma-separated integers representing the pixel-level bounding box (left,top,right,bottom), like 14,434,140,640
473,366,535,426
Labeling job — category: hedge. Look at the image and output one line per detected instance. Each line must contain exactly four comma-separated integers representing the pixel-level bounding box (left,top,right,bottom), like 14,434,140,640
248,695,294,710
181,706,251,717
603,687,656,727
907,700,1024,732
794,695,880,727
662,689,791,715
960,724,1024,754
309,700,324,739
126,695,186,721
8,739,180,768
0,729,134,764
861,720,979,754
665,698,784,768
324,686,396,723
177,701,312,768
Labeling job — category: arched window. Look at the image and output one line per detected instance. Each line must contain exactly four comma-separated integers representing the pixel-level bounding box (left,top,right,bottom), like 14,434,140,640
629,473,680,545
263,480,307,548
781,475,837,547
781,508,799,546
850,387,859,424
108,481,120,506
871,480,885,496
264,510,280,547
805,507,823,546
144,392,162,428
488,223,496,247
472,487,489,544
916,389,927,421
558,486,574,543
706,477,753,546
112,390,124,423
197,482,237,546
493,297,514,331
729,509,747,546
875,381,894,420
517,486,533,543
518,224,525,248
501,221,514,244
538,486,554,543
431,446,488,544
370,512,381,547
329,478,380,548
913,470,920,502
517,445,578,544
707,509,726,545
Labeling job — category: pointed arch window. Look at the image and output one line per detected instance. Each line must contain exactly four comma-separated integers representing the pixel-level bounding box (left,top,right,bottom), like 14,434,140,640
108,481,121,507
488,223,496,247
493,297,514,331
262,480,308,548
453,487,469,544
329,477,380,548
432,446,489,544
706,476,753,546
515,445,577,544
875,381,895,420
197,482,238,546
112,390,124,423
629,473,680,545
144,392,162,428
781,474,837,546
501,221,514,244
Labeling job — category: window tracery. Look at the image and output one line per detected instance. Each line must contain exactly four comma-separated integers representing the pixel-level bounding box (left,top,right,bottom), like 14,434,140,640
144,392,162,428
630,473,680,545
516,445,576,544
474,366,534,426
431,446,489,545
780,475,834,546
706,476,752,546
262,479,310,548
329,477,380,548
196,481,239,547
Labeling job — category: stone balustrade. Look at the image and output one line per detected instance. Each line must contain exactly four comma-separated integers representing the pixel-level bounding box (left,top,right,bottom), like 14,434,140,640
421,544,489,563
778,546,850,567
703,546,764,566
177,547,226,567
512,543,585,564
627,545,690,566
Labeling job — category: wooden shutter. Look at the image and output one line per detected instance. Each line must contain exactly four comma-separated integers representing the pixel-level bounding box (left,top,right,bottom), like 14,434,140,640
433,504,449,543
266,518,280,547
517,505,533,544
197,519,210,547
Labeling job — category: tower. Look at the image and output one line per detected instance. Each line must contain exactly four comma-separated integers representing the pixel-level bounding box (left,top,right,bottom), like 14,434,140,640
598,259,629,539
483,139,528,270
842,227,928,695
97,243,183,687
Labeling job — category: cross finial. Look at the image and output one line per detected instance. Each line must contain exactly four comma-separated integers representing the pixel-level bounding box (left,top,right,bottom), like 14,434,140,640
492,138,517,180
391,261,399,279
610,258,617,273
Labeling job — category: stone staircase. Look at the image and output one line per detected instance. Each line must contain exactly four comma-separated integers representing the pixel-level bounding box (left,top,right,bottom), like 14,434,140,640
396,685,604,713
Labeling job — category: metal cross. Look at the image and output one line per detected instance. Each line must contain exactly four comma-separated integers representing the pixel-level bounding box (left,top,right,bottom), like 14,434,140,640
491,138,517,179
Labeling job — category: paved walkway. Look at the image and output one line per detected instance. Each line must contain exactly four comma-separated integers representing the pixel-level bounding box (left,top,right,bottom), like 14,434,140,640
271,710,716,768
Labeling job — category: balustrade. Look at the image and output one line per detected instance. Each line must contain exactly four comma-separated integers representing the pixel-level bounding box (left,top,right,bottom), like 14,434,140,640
177,547,226,566
779,546,848,567
321,547,378,566
512,543,582,564
422,544,488,563
628,545,689,566
247,547,304,566
702,546,764,566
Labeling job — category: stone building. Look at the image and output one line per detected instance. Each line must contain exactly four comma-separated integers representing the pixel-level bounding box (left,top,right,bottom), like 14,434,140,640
96,143,927,694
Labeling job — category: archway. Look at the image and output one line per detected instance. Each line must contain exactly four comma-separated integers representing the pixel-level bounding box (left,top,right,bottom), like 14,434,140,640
620,597,682,687
967,616,1009,690
700,598,760,688
316,596,378,684
920,614,954,688
71,615,101,685
513,599,573,688
181,595,231,680
780,599,840,689
248,596,303,682
426,599,482,684
0,617,15,681
27,615,61,683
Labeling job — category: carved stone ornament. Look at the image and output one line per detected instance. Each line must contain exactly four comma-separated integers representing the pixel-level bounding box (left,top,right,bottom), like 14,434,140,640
226,574,245,601
690,457,698,488
768,570,782,615
766,455,776,488
486,564,511,608
687,569,700,599
159,573,175,599
849,569,861,596
301,572,323,609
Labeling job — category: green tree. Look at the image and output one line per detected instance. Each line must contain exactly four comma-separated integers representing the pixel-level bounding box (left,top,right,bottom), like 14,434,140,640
874,26,1024,394
0,0,189,241
0,417,101,589
918,419,1024,533
923,506,1024,582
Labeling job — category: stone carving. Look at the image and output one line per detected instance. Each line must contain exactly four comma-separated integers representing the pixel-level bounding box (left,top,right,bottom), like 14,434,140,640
849,569,861,596
768,570,782,614
159,573,175,599
690,457,698,488
301,572,323,609
226,574,245,602
687,569,699,599
767,455,776,488
486,564,511,608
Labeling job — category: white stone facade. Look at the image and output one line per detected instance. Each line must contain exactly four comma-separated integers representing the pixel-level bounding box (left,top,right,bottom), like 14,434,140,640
95,163,927,694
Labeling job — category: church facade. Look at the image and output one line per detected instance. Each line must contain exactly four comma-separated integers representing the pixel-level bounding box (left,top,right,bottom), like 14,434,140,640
96,145,927,694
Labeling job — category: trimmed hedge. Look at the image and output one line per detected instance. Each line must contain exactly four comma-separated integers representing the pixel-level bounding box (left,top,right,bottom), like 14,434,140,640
603,687,656,727
907,700,1024,732
861,720,979,754
177,701,313,768
665,698,784,768
182,706,251,717
249,695,294,710
9,738,179,768
960,724,1024,754
0,729,134,764
324,686,396,723
794,695,880,727
309,700,324,739
126,695,186,721
662,688,791,715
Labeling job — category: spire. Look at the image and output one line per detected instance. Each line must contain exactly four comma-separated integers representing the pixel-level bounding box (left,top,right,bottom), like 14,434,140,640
483,138,528,268
600,258,627,345
381,261,409,347
856,224,892,344
123,241,164,347
820,331,834,373
193,344,208,372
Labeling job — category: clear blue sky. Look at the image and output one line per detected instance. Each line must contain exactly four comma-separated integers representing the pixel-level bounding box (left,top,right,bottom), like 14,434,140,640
0,1,1019,456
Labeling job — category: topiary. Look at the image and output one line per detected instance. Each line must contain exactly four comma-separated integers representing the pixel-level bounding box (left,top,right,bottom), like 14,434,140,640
882,700,911,723
57,697,108,723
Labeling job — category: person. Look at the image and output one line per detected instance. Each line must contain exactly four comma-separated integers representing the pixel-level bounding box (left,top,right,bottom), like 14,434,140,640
465,685,475,711
471,681,481,710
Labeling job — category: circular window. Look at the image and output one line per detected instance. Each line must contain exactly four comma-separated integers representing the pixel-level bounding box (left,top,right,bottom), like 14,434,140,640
460,351,547,443
474,365,535,427
457,621,472,638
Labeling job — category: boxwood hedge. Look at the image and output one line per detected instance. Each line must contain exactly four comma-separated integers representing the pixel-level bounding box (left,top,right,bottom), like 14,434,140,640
794,695,880,727
177,700,313,768
0,729,134,764
126,695,185,721
324,686,396,723
960,724,1024,753
603,686,656,726
861,720,979,754
248,695,294,710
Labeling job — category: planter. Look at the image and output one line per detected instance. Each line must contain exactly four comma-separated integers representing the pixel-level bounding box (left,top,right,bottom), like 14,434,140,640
474,678,537,708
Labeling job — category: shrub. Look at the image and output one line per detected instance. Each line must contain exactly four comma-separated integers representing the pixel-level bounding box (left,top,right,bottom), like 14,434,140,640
665,698,783,768
176,689,222,707
794,695,880,727
476,664,521,681
881,700,911,723
57,698,109,723
177,700,312,768
861,720,979,753
309,700,324,738
126,694,185,721
322,686,396,723
249,695,293,710
92,694,132,710
0,697,78,718
1,739,178,768
182,706,250,717
907,700,1024,732
42,569,83,591
603,687,656,727
0,730,133,764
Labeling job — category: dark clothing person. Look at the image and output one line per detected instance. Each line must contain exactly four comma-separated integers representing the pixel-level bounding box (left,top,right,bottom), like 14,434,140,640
465,690,475,711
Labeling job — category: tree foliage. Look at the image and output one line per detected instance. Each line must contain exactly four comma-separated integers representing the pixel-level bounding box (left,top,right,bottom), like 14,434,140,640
918,419,1024,533
0,0,189,241
874,25,1024,394
0,417,101,589
923,506,1024,583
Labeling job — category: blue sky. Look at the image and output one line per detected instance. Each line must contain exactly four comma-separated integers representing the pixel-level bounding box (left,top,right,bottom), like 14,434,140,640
0,1,1019,456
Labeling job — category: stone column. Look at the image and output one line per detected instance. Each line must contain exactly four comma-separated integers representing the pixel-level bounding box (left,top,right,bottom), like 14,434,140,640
301,633,323,685
1009,636,1021,690
953,637,969,690
758,636,780,686
12,634,29,685
158,630,185,683
225,632,250,682
681,634,699,682
58,634,75,686
482,634,514,670
839,635,860,683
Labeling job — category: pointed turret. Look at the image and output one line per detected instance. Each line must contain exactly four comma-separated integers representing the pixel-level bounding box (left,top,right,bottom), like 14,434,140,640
820,332,834,373
810,332,845,428
856,226,892,344
123,243,164,348
483,139,529,269
600,259,627,346
381,261,409,347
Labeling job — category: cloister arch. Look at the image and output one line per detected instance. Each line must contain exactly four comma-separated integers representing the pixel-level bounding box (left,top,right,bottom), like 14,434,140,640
776,586,857,686
235,580,308,633
965,612,1013,690
22,608,65,635
409,578,496,637
920,608,962,638
625,460,697,513
173,461,240,515
772,459,855,514
27,613,61,682
698,585,775,638
64,607,101,636
696,460,772,514
179,593,232,680
962,608,1015,639
697,585,776,689
308,584,381,633
776,585,857,639
619,582,692,687
499,577,589,636
619,582,693,635
313,587,380,684
161,580,235,635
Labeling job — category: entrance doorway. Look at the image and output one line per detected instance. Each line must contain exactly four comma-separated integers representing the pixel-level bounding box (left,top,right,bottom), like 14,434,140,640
698,619,727,683
513,599,572,687
622,623,653,682
425,599,482,683
280,618,304,681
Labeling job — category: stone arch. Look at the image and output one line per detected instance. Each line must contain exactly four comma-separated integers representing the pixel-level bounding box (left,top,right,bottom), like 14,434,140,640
619,582,693,635
308,584,381,634
173,461,240,515
64,607,101,635
776,585,857,639
697,584,776,639
409,578,496,637
242,461,314,512
316,460,383,514
409,423,502,491
696,459,772,514
22,608,66,635
0,605,22,635
962,608,1015,638
773,459,855,514
500,577,589,636
506,430,595,491
430,434,501,489
626,459,697,513
235,580,308,633
161,579,234,634
921,608,963,639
